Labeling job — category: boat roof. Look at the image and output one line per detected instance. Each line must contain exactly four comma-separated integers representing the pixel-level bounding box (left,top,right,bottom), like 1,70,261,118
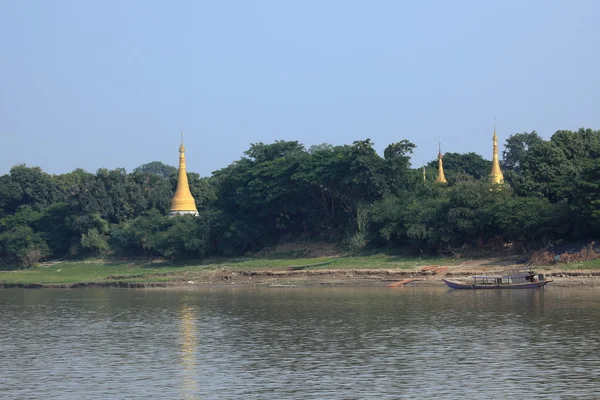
472,268,536,279
473,273,533,279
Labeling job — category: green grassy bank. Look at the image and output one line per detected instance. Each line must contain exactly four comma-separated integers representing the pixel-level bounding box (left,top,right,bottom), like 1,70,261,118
3,254,600,287
0,254,456,286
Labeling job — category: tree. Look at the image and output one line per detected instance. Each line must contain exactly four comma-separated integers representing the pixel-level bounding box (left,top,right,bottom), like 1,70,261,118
244,140,305,162
109,209,170,256
489,197,557,241
131,170,173,213
294,139,388,239
383,140,416,194
0,174,23,217
37,202,76,257
153,215,210,259
65,213,110,256
3,165,65,212
214,141,312,247
570,158,600,236
308,143,334,153
80,228,110,255
73,168,148,224
54,169,94,196
427,152,492,182
502,131,544,172
510,129,600,202
133,161,177,179
3,130,600,266
444,179,511,246
0,205,44,231
0,225,50,267
185,173,217,211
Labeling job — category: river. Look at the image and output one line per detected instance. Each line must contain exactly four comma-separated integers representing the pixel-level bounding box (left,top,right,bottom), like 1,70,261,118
1,287,599,399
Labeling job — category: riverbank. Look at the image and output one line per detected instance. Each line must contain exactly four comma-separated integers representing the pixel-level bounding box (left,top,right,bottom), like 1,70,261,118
2,254,600,289
3,270,600,289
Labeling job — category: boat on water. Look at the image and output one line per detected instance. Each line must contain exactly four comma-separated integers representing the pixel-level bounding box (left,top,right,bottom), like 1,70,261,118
442,268,553,289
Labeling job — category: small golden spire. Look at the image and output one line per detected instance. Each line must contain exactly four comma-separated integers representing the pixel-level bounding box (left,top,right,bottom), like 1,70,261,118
169,131,199,216
490,120,504,184
422,166,426,182
436,143,447,184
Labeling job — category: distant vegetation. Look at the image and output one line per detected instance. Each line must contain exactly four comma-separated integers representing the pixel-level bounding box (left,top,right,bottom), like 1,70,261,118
1,128,600,268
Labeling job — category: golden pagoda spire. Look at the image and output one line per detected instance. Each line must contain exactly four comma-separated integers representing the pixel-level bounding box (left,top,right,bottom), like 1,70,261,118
169,131,199,216
435,143,447,184
490,121,504,184
422,166,427,182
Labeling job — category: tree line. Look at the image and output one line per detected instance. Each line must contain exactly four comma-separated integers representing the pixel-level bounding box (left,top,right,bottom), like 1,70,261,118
1,128,599,267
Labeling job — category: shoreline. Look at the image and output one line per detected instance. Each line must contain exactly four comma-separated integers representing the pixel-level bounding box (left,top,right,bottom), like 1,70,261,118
3,268,600,289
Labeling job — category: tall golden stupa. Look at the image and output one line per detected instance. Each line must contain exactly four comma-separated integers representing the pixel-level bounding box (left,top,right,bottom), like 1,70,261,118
435,144,447,184
169,132,199,216
490,124,504,184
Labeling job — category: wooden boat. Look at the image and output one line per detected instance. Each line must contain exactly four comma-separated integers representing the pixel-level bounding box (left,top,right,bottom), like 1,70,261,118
442,268,553,289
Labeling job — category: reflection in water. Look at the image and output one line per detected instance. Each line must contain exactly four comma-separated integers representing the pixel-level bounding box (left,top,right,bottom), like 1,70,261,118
1,287,600,399
179,304,199,399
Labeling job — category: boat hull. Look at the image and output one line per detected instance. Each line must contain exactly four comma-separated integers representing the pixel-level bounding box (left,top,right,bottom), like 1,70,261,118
442,278,552,289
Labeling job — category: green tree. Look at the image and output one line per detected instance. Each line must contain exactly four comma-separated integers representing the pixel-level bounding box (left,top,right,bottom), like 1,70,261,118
502,131,544,172
570,158,600,236
133,161,177,179
80,228,110,255
214,140,311,247
54,169,94,196
444,179,511,246
74,168,148,224
2,165,65,213
427,152,492,182
185,173,217,211
489,197,557,242
383,140,417,194
294,139,388,239
37,202,76,257
131,171,173,213
511,129,600,202
0,174,23,217
65,213,110,256
153,215,210,259
110,209,170,256
0,205,44,231
0,225,50,267
244,140,305,162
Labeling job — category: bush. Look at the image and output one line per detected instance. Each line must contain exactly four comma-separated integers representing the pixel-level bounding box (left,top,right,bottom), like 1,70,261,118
0,226,50,267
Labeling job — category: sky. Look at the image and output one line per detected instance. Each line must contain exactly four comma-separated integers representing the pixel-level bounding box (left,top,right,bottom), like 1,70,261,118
1,0,599,177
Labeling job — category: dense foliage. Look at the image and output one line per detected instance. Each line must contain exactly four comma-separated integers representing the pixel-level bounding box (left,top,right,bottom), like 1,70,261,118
1,129,599,267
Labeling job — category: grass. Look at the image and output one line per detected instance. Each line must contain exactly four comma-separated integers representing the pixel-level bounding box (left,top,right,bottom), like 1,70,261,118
0,254,457,285
196,254,456,270
538,258,600,270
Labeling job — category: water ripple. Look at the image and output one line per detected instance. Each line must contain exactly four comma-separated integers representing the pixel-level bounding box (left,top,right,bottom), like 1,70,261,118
1,287,600,399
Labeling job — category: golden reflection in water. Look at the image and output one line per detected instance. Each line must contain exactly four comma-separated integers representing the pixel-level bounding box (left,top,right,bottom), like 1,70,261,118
179,304,199,399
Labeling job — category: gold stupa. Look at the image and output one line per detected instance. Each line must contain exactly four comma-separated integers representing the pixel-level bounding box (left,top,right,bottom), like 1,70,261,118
490,124,504,184
169,133,199,216
435,144,447,184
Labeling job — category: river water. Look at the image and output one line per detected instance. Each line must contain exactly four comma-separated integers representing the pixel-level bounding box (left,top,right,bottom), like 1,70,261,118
1,287,599,399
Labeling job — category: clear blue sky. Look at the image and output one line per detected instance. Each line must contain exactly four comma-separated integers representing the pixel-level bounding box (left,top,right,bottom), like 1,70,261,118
1,0,599,176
